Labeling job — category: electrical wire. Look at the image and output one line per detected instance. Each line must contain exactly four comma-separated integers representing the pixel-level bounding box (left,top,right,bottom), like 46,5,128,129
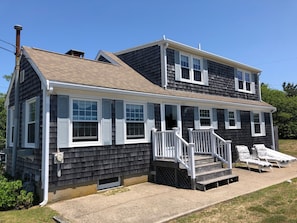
0,38,15,48
0,46,15,54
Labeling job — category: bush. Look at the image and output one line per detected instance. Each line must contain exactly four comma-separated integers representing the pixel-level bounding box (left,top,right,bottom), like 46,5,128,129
0,175,34,210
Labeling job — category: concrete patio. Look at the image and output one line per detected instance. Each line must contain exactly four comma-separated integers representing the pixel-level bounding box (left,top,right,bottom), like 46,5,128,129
49,162,297,223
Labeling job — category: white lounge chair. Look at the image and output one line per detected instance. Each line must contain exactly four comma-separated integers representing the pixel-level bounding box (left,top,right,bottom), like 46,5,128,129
235,145,272,172
253,144,296,168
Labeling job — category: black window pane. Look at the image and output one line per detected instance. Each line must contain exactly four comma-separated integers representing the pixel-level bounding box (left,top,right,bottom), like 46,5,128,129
200,118,211,126
28,123,35,143
181,68,190,79
229,119,235,127
239,80,244,89
194,70,201,81
127,123,144,139
255,124,261,133
73,122,98,142
246,82,251,91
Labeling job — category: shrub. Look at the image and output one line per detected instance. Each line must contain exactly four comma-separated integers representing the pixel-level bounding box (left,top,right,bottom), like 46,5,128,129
0,175,34,210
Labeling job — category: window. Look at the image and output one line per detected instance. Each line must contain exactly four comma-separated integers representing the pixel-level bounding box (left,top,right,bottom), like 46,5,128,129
225,110,241,129
72,99,99,142
200,109,211,127
27,101,36,143
236,69,254,93
126,104,145,139
24,98,37,147
176,52,207,85
9,107,15,146
251,112,266,136
181,55,190,79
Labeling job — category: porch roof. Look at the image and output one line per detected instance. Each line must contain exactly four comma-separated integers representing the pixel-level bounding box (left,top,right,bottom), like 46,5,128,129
22,46,275,112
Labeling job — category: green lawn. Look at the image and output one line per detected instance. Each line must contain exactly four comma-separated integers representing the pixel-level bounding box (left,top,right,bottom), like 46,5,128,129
0,206,58,223
170,139,297,223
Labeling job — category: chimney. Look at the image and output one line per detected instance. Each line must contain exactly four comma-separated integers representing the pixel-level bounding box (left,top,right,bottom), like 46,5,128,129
14,25,22,57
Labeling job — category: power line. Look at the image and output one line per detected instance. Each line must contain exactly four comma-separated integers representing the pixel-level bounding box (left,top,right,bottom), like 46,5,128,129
0,46,15,54
0,38,15,48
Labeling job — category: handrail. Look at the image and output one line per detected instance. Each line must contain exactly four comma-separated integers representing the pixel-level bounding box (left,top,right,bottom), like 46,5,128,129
189,128,232,169
152,128,196,182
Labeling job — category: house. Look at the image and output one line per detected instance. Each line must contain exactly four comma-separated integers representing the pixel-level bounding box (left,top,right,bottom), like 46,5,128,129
5,37,276,204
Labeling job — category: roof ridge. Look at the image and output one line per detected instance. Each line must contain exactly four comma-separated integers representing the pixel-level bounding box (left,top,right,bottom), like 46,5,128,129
22,46,119,66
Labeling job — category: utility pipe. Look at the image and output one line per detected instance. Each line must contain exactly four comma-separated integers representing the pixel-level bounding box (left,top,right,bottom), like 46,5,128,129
11,25,22,177
39,82,51,206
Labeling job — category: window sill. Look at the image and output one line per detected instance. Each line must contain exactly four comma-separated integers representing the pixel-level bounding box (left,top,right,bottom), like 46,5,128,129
177,79,207,86
237,89,253,94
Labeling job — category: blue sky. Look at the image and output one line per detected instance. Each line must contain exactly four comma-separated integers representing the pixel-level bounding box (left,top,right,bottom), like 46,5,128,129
1,0,297,93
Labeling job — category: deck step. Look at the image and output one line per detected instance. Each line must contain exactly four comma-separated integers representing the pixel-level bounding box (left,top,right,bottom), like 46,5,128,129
195,168,232,181
195,162,222,172
196,174,239,191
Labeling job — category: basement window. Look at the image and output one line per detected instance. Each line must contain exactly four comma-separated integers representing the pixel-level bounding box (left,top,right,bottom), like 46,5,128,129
97,177,121,190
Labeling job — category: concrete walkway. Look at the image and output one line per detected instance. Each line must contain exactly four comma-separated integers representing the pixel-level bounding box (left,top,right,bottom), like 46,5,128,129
49,163,297,223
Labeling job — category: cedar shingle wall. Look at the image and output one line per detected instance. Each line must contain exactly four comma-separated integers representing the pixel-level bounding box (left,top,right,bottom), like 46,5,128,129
49,97,152,188
166,48,260,101
7,56,43,180
117,45,162,86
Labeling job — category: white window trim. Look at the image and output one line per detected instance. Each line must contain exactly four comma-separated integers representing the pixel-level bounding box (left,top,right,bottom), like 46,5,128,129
25,97,36,148
225,110,241,130
176,52,208,86
124,102,149,144
251,112,266,137
235,69,255,94
196,108,214,130
9,106,15,147
69,97,102,147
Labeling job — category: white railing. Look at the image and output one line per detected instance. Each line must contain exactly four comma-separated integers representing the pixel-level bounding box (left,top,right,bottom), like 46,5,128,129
189,128,232,169
152,128,195,181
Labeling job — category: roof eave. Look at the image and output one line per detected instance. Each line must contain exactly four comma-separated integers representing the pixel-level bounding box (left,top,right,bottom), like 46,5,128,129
49,80,275,112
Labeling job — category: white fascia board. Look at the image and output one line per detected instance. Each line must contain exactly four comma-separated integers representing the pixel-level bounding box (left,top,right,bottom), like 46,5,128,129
164,39,262,73
49,80,275,112
5,69,16,107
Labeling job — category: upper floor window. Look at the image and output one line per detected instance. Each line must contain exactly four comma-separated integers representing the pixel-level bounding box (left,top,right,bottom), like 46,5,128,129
72,99,99,142
175,51,208,85
235,69,255,94
126,103,145,139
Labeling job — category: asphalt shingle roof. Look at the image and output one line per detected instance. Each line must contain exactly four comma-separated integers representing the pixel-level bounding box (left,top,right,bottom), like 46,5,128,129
23,46,275,111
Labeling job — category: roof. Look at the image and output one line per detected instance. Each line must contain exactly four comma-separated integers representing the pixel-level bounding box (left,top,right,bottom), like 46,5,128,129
22,46,275,112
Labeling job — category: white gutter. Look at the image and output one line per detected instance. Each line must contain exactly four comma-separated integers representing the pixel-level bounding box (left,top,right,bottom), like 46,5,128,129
49,80,275,112
39,81,51,206
270,111,276,151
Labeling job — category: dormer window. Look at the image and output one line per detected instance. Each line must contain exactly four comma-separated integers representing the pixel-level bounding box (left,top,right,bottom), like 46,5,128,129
175,51,208,86
235,69,255,94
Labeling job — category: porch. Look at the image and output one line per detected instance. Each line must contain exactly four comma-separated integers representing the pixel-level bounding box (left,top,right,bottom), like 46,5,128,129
150,128,238,191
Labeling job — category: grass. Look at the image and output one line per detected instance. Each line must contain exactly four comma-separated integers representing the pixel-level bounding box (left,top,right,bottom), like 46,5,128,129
170,139,297,223
0,206,58,223
0,139,296,222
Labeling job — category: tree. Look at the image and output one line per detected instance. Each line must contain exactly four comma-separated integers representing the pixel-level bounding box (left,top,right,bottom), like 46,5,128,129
262,83,297,139
282,82,297,97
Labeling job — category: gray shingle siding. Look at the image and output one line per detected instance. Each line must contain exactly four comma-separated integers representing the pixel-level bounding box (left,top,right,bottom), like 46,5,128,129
117,45,162,86
216,109,273,161
48,96,152,188
166,48,260,100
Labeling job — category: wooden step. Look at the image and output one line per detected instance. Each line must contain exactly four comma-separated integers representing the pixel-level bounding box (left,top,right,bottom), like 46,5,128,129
195,162,222,173
195,168,232,182
196,174,239,191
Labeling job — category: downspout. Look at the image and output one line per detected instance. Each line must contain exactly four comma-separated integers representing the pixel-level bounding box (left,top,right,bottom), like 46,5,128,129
258,72,262,101
12,25,22,177
270,110,276,151
39,81,52,206
160,41,168,89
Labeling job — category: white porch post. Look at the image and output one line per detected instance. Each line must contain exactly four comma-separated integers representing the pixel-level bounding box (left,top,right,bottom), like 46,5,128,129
226,140,232,169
